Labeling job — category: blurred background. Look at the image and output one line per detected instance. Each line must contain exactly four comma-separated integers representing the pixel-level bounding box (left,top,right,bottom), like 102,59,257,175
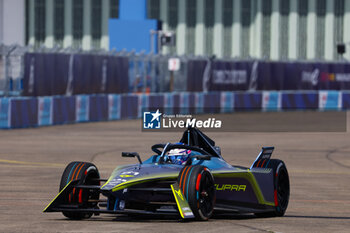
0,0,350,128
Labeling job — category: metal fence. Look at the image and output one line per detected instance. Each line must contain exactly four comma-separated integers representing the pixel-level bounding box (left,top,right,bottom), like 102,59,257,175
0,44,190,96
0,44,28,96
4,44,349,97
127,52,189,93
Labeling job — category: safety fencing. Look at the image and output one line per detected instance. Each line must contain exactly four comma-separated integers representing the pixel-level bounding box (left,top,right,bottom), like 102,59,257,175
187,59,350,92
20,54,350,96
22,53,129,96
0,44,189,96
3,44,350,98
0,90,348,129
0,45,25,96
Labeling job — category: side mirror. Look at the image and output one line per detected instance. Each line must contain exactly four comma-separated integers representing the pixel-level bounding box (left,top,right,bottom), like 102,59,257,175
122,152,142,164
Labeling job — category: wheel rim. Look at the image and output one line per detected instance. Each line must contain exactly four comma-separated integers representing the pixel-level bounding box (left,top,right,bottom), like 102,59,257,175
198,171,215,217
277,168,289,210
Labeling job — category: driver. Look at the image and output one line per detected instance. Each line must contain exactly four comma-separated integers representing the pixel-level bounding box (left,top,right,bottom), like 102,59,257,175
167,146,191,165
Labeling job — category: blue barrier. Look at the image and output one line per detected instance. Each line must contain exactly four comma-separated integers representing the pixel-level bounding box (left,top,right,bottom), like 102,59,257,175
179,92,190,114
234,93,262,110
53,96,76,125
11,98,38,128
75,95,90,122
342,92,350,110
137,93,149,118
149,94,164,109
89,95,108,122
203,93,221,113
0,91,349,129
120,95,138,119
194,92,204,114
220,92,234,113
108,94,121,120
163,93,174,115
282,93,318,110
262,91,281,111
319,91,341,111
0,98,11,128
38,97,53,126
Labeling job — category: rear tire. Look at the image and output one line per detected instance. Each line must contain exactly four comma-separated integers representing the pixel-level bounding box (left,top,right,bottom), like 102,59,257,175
178,165,215,220
59,161,100,220
255,159,289,217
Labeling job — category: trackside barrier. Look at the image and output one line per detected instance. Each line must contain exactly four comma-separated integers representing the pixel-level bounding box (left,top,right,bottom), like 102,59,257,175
0,98,11,128
0,91,348,129
38,96,53,126
52,96,75,124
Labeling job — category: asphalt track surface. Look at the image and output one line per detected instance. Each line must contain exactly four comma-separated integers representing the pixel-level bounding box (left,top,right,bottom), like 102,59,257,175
1,113,350,232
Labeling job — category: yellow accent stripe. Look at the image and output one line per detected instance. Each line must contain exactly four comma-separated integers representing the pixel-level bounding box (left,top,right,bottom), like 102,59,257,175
0,159,64,168
43,181,72,212
111,174,179,192
101,165,133,189
171,184,185,219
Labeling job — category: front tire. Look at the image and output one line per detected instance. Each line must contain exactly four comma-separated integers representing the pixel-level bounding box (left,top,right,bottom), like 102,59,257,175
178,165,215,220
59,161,100,220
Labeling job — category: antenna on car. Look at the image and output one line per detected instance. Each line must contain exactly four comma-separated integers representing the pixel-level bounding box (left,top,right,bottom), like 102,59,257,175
187,128,190,145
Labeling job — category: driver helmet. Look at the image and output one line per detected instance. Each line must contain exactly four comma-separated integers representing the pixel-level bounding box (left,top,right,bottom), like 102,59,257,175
168,144,191,165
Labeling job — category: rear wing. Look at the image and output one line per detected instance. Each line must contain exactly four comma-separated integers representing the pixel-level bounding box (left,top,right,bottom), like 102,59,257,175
250,147,274,169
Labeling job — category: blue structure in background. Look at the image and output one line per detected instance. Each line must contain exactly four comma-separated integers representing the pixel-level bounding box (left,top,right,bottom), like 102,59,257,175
119,0,147,20
109,0,159,53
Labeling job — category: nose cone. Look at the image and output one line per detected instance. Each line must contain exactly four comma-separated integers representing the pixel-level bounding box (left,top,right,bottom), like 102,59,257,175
101,164,182,191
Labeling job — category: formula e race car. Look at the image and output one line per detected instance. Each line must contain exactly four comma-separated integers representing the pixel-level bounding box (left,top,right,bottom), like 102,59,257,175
44,127,290,221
